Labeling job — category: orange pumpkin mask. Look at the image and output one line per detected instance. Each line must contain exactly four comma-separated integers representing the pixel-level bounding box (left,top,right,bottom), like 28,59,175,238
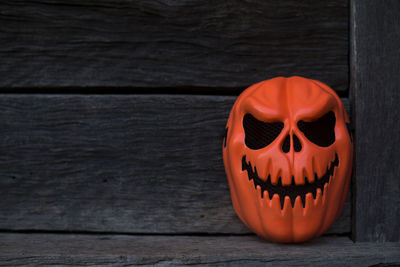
223,76,353,243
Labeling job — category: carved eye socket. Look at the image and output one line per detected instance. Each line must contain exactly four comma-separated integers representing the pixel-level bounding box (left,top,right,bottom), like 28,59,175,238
297,111,336,147
243,113,284,150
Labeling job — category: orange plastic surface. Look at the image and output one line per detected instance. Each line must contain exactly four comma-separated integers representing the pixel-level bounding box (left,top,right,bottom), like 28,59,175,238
222,76,353,243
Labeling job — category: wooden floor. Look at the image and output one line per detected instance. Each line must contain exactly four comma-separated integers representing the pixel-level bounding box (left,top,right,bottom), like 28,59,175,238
0,233,399,266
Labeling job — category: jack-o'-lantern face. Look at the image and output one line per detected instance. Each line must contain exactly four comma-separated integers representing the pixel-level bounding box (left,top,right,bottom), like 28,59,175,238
223,77,353,243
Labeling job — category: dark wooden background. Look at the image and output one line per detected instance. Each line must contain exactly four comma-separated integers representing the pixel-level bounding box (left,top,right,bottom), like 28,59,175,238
0,0,351,235
351,0,400,242
0,0,348,92
0,0,399,265
0,95,351,234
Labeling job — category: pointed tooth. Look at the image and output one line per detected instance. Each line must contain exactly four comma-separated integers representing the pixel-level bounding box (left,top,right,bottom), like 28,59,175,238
300,194,306,208
293,196,303,216
263,190,270,200
268,159,275,184
270,174,277,185
313,156,325,180
271,168,281,185
266,157,272,175
314,188,322,206
310,155,317,183
305,193,314,212
282,196,292,212
304,164,313,184
329,168,336,185
320,184,325,196
307,174,315,184
258,188,267,210
320,173,326,184
294,170,304,186
271,194,281,211
322,184,329,205
262,158,270,181
252,162,256,174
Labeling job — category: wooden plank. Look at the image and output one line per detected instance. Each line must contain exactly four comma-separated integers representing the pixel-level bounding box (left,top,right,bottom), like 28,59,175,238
0,234,399,266
351,0,400,242
0,95,351,234
0,0,348,92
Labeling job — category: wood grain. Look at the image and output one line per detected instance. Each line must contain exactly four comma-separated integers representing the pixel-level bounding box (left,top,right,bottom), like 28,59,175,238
0,95,351,234
351,0,400,242
1,233,399,266
0,0,349,92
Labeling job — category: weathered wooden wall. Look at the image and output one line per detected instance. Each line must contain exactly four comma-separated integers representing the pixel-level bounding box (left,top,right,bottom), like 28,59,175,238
0,95,351,234
351,0,400,242
1,0,399,265
0,0,352,238
0,0,348,92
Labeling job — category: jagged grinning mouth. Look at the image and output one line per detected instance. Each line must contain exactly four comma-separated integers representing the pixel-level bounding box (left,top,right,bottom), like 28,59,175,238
241,154,339,209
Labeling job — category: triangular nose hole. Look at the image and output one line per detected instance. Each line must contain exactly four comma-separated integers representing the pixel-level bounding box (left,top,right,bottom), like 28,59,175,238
293,134,302,152
282,135,290,153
